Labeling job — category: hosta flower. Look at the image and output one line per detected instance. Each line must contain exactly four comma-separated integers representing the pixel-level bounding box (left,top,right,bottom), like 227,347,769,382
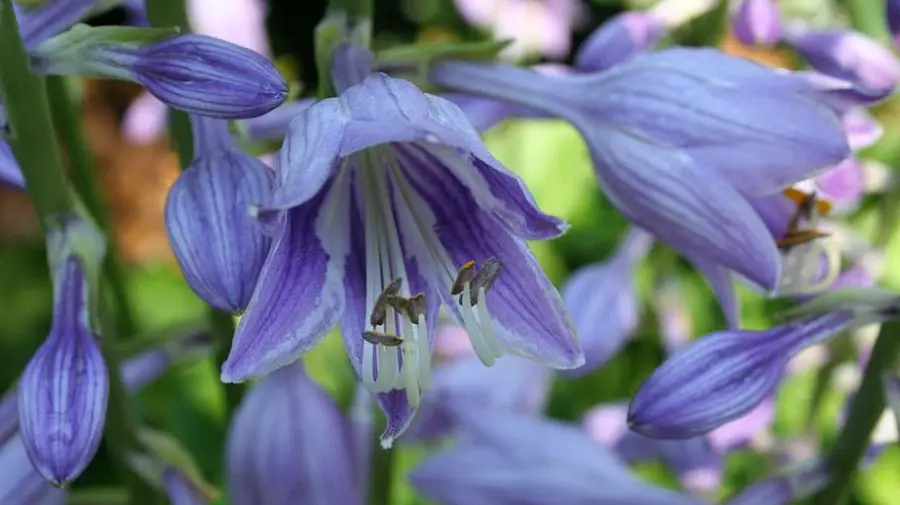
731,0,781,47
164,115,274,312
429,48,850,325
227,363,361,505
31,29,288,119
0,141,24,189
783,26,900,92
222,68,581,445
628,311,866,439
411,406,702,505
562,228,652,374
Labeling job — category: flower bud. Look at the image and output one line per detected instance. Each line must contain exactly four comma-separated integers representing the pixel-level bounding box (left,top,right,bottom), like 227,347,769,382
32,26,288,119
784,27,900,92
226,363,361,505
628,312,856,439
575,12,665,72
18,255,109,485
165,115,274,312
732,0,781,47
0,140,24,189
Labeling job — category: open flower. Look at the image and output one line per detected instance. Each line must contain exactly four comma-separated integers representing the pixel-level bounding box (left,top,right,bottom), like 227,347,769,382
222,66,581,446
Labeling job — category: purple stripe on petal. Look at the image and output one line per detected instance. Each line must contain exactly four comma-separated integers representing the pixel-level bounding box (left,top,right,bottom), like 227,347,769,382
222,185,348,382
397,145,581,369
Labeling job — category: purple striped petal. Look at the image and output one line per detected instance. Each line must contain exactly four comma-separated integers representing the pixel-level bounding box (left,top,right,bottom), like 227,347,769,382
227,363,361,505
629,312,854,439
575,12,665,72
18,256,109,485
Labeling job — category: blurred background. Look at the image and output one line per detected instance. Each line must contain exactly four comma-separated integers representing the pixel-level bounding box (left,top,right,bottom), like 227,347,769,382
2,0,900,503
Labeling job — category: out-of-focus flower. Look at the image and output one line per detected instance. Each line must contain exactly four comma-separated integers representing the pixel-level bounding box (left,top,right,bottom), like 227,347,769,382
725,457,828,505
226,363,361,505
562,228,652,375
411,406,702,505
430,48,849,324
454,0,582,60
13,0,121,49
0,141,24,189
32,29,288,119
575,12,665,72
627,307,891,439
842,108,882,151
0,436,67,505
223,50,581,446
732,0,781,47
783,26,900,92
163,467,208,505
164,115,274,312
18,214,109,486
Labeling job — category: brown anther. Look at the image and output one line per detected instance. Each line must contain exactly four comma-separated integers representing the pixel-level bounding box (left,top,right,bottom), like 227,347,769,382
468,257,502,304
405,292,426,324
777,230,831,251
450,260,477,295
369,278,405,327
363,330,404,347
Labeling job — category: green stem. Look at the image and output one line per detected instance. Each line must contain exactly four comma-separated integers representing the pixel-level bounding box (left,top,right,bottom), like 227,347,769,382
0,2,159,503
840,0,890,41
45,76,139,340
0,0,73,226
810,320,900,504
210,309,243,411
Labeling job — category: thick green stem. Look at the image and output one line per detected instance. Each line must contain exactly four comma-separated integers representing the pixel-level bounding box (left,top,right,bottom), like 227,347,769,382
45,76,139,340
811,321,900,504
0,0,72,226
0,2,160,503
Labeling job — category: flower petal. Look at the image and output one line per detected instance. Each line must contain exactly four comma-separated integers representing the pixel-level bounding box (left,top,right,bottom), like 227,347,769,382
221,183,349,382
396,145,582,368
240,99,315,142
0,141,24,189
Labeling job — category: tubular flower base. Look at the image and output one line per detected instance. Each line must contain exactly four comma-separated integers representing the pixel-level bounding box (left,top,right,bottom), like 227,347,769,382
222,68,582,446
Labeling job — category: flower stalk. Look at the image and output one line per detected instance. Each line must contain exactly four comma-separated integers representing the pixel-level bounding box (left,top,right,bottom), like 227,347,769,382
0,0,159,501
810,319,900,504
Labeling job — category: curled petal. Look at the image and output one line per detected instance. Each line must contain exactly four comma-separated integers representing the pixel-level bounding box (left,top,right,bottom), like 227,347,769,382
222,186,348,382
227,363,361,505
628,312,854,439
18,257,109,485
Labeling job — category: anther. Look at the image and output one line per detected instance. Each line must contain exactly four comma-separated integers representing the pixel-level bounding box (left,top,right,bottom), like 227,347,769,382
468,257,502,305
363,330,404,347
450,260,477,295
369,277,404,327
405,292,426,324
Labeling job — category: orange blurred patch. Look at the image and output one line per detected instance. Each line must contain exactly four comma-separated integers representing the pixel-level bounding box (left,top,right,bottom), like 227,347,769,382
720,30,795,69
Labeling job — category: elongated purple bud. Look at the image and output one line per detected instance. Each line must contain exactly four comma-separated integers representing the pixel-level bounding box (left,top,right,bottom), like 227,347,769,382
165,115,274,312
226,364,362,505
732,0,781,47
628,312,855,439
18,255,109,485
575,12,665,72
784,27,900,92
0,140,24,189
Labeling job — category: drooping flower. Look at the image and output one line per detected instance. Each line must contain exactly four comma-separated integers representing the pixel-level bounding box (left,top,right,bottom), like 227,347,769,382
164,115,274,312
223,53,581,445
562,227,652,375
411,406,702,505
31,28,288,119
0,141,24,189
428,48,850,325
226,363,361,505
731,0,781,47
18,215,109,485
627,309,877,439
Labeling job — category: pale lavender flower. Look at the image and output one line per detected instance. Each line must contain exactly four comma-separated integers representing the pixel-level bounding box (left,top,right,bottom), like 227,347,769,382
0,437,67,505
18,254,109,485
732,0,781,47
575,12,665,72
784,26,900,92
226,363,361,505
164,115,274,312
33,32,288,119
222,55,581,445
429,49,850,324
628,311,864,439
13,0,120,49
411,406,702,505
562,228,652,375
0,141,24,189
454,0,582,60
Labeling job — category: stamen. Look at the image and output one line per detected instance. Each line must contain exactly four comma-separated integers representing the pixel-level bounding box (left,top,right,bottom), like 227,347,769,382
474,286,504,358
369,278,404,327
405,292,426,324
363,330,404,347
460,286,497,366
469,257,502,305
451,260,477,295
